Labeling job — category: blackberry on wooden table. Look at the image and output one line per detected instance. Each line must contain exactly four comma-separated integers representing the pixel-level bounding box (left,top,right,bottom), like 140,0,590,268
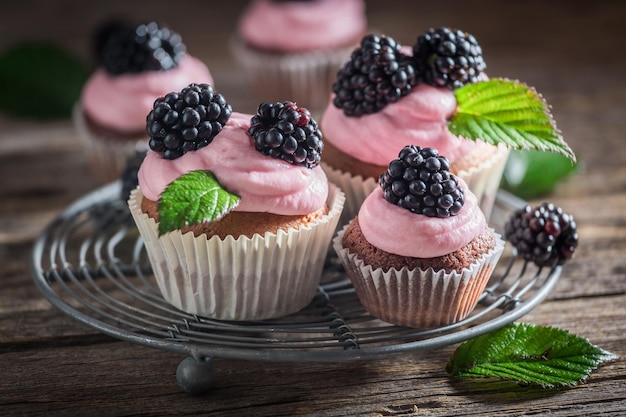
505,202,579,267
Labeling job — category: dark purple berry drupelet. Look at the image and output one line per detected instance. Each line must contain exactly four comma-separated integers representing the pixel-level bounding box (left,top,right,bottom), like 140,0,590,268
120,148,148,201
97,21,186,75
332,34,418,117
248,101,323,168
413,27,486,90
379,145,464,218
504,202,579,267
146,83,232,160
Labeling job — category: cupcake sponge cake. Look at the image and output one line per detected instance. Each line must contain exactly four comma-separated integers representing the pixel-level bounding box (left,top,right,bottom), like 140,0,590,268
342,217,496,274
75,20,214,182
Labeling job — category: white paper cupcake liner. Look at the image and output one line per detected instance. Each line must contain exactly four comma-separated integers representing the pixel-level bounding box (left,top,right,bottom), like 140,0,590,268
128,184,345,321
455,145,510,221
320,162,378,227
73,103,148,183
333,226,505,328
230,36,355,112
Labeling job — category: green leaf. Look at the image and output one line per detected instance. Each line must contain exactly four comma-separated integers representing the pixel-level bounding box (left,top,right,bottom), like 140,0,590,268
449,79,576,162
157,170,241,236
500,149,579,199
0,42,89,119
446,323,617,388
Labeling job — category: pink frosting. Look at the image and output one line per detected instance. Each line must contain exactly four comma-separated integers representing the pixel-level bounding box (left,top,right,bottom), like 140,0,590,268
321,83,489,166
358,179,486,258
238,0,366,52
138,112,329,215
81,55,213,132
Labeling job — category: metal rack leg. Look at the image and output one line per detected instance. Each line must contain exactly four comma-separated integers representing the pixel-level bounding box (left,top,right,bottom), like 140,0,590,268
176,356,216,395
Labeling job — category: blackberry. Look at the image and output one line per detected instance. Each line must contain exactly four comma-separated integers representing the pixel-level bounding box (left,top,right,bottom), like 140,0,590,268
379,145,464,217
504,202,579,267
147,83,232,160
332,34,418,117
120,148,148,202
412,27,486,90
98,21,186,75
248,101,323,168
92,18,130,65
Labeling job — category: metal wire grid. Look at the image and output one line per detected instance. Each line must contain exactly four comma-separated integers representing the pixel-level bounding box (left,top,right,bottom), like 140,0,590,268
32,182,562,363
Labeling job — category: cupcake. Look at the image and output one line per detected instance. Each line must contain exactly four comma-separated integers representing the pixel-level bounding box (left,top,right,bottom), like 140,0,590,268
128,85,344,320
321,29,574,224
333,145,505,328
230,0,367,112
75,20,214,182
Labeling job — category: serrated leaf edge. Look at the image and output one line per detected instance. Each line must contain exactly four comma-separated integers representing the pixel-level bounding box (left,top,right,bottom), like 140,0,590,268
450,78,576,162
446,323,618,388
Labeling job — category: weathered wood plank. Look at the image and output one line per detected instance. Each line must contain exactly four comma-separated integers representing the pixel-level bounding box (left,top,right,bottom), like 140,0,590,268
1,296,625,417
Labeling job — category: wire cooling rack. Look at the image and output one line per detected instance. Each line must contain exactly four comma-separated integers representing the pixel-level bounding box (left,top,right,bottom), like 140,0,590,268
32,182,561,393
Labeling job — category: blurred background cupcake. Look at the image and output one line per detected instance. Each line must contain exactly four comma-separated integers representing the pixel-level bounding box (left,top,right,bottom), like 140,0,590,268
230,0,367,114
74,20,214,183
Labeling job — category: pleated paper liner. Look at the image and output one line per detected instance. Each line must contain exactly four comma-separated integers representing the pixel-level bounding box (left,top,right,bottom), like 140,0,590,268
128,184,345,321
333,226,505,328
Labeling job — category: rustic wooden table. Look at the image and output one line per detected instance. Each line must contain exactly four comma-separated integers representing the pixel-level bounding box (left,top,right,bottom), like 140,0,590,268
2,1,626,416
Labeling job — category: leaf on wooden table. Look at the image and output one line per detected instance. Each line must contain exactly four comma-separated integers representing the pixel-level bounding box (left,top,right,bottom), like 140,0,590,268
446,323,617,388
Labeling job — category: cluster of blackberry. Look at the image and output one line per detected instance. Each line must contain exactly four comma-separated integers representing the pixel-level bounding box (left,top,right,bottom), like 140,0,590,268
332,34,417,117
333,27,486,116
505,202,579,267
145,88,323,168
95,21,186,75
248,101,323,168
146,83,232,160
379,145,464,218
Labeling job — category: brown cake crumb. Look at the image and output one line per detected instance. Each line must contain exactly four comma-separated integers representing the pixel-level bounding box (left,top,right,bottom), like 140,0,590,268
141,196,328,239
342,216,495,273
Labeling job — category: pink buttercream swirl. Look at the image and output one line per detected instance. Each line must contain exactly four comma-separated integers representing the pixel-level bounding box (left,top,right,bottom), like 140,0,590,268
238,0,366,52
81,55,213,132
138,112,329,215
358,179,486,258
321,83,489,167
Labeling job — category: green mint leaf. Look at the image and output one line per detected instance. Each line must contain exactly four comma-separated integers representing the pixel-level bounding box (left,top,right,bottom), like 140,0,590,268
0,42,88,119
157,170,240,236
446,323,617,388
500,149,579,199
449,79,576,162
